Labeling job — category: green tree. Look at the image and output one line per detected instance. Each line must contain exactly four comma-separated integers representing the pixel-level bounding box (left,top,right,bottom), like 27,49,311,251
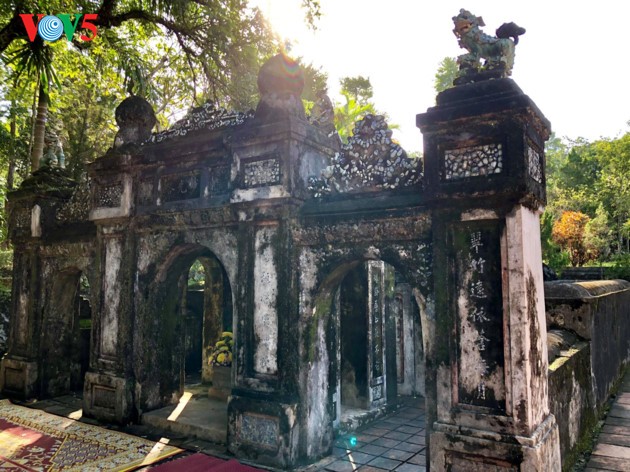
0,0,326,174
334,91,377,142
584,204,613,261
299,60,328,114
592,134,630,254
433,57,458,94
5,37,60,171
339,76,372,105
332,76,400,143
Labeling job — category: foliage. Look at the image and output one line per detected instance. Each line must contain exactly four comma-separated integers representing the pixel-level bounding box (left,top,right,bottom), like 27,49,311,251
188,259,206,288
609,253,630,281
339,76,372,105
434,57,458,94
541,210,570,272
333,75,397,143
0,0,296,175
299,59,328,114
552,211,592,267
584,204,613,260
0,249,12,274
545,133,630,263
334,90,377,143
208,331,233,366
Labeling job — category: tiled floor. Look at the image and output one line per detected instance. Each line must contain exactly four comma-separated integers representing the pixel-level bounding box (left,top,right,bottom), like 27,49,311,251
315,397,427,472
12,392,427,471
585,370,630,471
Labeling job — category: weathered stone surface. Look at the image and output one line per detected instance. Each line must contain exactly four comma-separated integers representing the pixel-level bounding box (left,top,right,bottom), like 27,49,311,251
418,75,559,470
0,288,10,356
148,102,253,144
255,53,305,120
1,52,600,472
548,340,596,470
545,279,630,407
114,95,156,148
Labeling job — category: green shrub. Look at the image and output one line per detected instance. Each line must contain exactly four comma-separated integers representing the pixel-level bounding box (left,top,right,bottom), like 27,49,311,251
609,253,630,281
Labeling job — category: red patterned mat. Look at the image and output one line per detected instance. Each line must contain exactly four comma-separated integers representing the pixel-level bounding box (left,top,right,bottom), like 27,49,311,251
0,399,181,471
150,453,265,471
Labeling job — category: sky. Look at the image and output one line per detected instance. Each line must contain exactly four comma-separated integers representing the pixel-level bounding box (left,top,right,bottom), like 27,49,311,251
251,0,630,153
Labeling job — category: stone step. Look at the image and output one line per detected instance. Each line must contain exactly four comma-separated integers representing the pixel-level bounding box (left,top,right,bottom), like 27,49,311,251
141,394,228,444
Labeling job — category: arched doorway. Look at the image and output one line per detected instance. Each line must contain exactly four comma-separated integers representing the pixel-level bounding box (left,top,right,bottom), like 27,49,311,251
139,244,234,439
41,270,93,397
183,257,233,386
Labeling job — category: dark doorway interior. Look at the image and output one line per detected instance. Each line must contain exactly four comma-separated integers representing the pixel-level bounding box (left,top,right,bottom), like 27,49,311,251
339,265,369,409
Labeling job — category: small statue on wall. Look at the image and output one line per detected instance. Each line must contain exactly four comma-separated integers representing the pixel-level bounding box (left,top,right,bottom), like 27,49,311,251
42,129,66,168
452,9,525,84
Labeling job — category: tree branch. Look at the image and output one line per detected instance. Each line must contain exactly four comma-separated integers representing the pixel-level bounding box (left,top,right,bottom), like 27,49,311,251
0,11,25,54
94,9,190,36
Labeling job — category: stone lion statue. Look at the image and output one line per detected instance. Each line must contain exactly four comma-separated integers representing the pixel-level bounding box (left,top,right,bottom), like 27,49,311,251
452,9,525,81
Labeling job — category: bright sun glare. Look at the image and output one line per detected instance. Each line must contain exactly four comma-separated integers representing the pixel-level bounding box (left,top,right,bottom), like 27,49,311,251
253,0,312,55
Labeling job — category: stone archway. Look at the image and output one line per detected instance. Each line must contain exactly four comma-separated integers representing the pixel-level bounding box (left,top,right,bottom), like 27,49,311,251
137,244,233,414
41,269,93,397
303,257,428,445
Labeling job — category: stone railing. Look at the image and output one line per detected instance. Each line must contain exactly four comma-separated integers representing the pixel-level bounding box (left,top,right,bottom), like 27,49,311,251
545,279,630,470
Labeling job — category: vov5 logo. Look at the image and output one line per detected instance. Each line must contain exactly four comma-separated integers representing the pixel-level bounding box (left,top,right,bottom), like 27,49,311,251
20,14,98,42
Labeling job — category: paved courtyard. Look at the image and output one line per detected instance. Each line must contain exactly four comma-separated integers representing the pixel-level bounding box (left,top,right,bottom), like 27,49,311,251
6,384,630,471
306,397,427,472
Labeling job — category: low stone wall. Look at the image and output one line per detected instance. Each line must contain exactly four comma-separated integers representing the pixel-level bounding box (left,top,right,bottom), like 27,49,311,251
547,335,596,471
545,279,630,470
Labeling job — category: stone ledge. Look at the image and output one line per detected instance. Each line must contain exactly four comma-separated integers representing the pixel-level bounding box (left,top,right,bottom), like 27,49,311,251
544,279,630,299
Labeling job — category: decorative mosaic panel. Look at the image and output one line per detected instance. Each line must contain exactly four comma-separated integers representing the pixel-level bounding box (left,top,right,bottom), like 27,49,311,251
137,179,154,206
149,103,254,143
243,158,280,187
208,166,230,194
307,114,423,197
161,172,201,203
57,180,91,223
528,145,543,183
12,204,30,229
240,413,279,449
444,144,503,180
94,183,122,208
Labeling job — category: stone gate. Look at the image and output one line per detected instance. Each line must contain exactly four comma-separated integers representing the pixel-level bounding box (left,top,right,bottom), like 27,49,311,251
0,53,560,470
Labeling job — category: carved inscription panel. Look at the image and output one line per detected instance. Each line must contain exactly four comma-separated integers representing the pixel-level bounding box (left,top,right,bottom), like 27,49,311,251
454,221,506,411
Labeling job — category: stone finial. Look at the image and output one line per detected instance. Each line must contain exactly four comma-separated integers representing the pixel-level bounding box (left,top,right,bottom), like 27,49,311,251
114,96,157,148
255,53,305,120
310,89,335,132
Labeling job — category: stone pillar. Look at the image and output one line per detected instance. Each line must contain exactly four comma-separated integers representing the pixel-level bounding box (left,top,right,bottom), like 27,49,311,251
226,54,338,468
0,169,77,398
417,79,561,470
82,96,155,423
0,244,41,398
